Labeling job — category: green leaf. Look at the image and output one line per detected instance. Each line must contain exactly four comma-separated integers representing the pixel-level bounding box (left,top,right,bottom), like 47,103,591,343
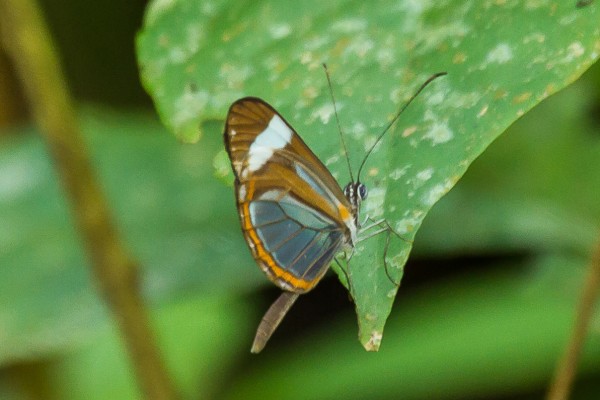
50,294,255,400
223,255,600,399
0,111,259,364
137,1,600,349
417,72,600,258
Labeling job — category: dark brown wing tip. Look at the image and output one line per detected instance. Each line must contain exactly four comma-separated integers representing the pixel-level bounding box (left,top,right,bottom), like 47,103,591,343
227,96,270,113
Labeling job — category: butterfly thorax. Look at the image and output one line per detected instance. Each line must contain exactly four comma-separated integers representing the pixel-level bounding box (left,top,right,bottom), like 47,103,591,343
342,181,368,245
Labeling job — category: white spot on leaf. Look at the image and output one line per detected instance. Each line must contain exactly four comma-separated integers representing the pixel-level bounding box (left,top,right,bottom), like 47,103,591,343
477,105,489,118
422,179,455,206
311,103,336,124
363,187,386,219
423,122,453,145
350,121,367,140
269,23,292,39
567,42,585,60
219,63,253,90
376,48,395,67
395,210,424,234
523,32,545,44
416,167,434,182
324,154,340,166
365,331,383,351
332,18,367,33
389,166,409,180
347,35,374,58
486,43,513,64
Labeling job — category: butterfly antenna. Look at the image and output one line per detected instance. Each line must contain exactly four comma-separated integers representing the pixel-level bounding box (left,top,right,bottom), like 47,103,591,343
356,72,447,182
323,63,355,183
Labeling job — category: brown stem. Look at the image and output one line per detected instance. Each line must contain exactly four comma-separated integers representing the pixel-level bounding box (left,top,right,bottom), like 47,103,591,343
547,237,600,400
0,1,178,399
0,43,26,127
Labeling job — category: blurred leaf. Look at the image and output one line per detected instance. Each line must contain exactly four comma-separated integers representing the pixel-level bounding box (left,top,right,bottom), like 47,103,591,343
0,110,260,365
49,294,255,400
223,255,600,400
137,0,600,349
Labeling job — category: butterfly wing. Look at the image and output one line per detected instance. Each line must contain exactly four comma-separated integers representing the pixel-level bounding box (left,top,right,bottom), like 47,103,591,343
224,97,356,293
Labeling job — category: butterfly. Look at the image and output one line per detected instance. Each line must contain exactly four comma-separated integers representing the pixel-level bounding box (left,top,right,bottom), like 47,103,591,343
224,68,446,353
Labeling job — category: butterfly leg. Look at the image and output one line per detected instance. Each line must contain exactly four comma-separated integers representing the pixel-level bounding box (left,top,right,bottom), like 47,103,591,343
360,216,413,244
333,256,356,300
357,217,412,286
382,228,401,286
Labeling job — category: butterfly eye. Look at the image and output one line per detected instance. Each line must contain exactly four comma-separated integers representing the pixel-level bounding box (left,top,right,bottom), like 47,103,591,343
343,183,352,198
358,183,368,200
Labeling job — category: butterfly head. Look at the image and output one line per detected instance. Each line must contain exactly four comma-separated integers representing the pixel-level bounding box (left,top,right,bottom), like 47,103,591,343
343,181,368,223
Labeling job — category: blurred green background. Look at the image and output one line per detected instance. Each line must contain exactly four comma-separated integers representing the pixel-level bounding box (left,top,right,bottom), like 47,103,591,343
1,1,599,399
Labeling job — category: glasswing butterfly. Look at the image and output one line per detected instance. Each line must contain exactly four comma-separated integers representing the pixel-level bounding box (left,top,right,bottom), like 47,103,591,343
224,66,445,352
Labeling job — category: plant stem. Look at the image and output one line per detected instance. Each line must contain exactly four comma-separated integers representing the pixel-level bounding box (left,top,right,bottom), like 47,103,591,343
0,1,178,398
546,237,600,400
0,49,24,127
